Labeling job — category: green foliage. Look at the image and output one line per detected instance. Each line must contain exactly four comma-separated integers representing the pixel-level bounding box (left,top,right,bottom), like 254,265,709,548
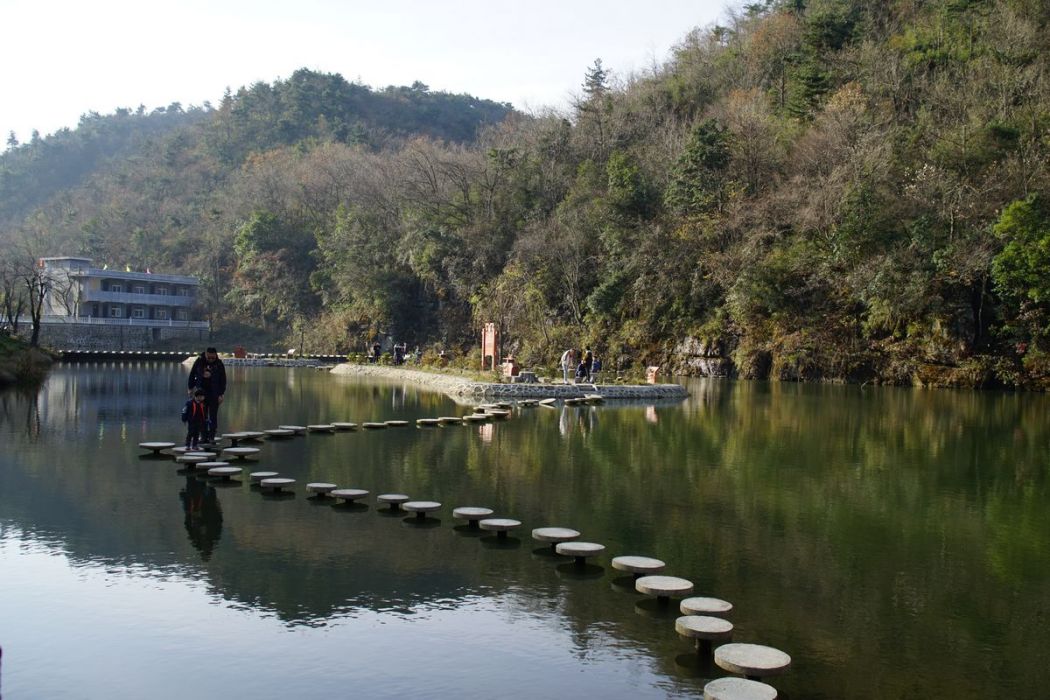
992,195,1050,341
664,119,732,215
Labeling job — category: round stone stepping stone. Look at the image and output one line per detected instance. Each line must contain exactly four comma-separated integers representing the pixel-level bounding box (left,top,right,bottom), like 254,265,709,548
714,643,791,681
185,451,217,459
278,425,307,434
462,414,490,422
139,441,175,454
198,461,230,469
485,409,511,419
612,555,666,578
331,488,369,503
538,398,557,406
259,477,295,492
453,507,494,527
681,596,734,618
555,541,605,564
307,424,335,432
635,575,694,601
385,420,409,427
222,447,260,460
531,527,581,549
208,466,243,481
416,418,441,427
332,422,358,430
703,677,778,700
171,446,192,455
250,471,279,482
306,482,338,496
437,416,464,424
176,454,208,464
676,615,734,653
264,428,295,438
479,518,522,539
361,422,388,430
403,500,441,518
241,431,266,441
377,493,410,510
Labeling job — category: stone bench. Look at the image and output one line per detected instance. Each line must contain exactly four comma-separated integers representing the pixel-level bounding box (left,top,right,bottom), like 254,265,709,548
555,541,605,564
453,507,494,528
675,615,733,654
714,643,791,681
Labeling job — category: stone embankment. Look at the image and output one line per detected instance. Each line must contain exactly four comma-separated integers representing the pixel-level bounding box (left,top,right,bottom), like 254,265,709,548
329,364,688,401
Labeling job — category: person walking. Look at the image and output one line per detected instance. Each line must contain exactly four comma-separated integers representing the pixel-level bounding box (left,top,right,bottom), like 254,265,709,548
187,347,226,444
559,348,576,384
181,388,209,450
582,348,594,382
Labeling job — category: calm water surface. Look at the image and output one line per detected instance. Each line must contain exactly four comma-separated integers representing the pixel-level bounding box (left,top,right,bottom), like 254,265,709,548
2,363,1049,699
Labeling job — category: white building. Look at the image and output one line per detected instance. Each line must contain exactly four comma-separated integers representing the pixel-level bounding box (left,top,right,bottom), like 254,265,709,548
39,257,208,329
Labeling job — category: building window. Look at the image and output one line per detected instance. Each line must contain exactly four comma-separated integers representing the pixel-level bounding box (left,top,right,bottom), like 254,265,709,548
176,287,190,296
109,283,123,293
155,286,169,295
132,307,145,319
109,306,123,318
154,308,169,320
175,308,189,321
133,285,146,294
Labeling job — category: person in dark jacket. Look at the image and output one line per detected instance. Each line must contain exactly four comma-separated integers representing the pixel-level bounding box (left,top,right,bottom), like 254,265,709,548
187,347,226,443
181,388,209,450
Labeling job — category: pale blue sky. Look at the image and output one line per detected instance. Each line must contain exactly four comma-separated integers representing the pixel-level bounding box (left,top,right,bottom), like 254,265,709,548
1,0,729,143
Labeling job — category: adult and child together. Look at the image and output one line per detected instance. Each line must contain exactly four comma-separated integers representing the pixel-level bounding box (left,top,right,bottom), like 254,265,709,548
182,347,227,449
559,348,601,384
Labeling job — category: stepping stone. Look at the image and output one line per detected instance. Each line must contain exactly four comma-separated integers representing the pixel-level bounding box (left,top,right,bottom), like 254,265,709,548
485,409,511,419
583,394,605,404
259,477,295,492
480,518,522,539
437,416,464,424
416,418,441,427
208,466,243,481
222,447,260,461
278,425,307,434
250,471,279,482
198,461,230,470
714,644,791,681
703,677,778,700
462,414,490,423
531,527,581,549
681,596,734,618
555,541,605,564
403,501,441,519
676,615,734,653
385,420,409,427
185,451,217,459
635,575,694,602
377,493,410,510
332,422,358,431
306,482,338,496
538,398,557,406
241,431,266,441
361,422,388,430
453,507,494,527
611,555,666,578
170,446,193,455
139,441,175,454
331,488,369,503
176,454,208,464
264,429,295,438
307,424,335,432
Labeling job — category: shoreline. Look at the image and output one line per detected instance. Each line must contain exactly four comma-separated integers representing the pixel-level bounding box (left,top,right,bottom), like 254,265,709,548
329,363,689,401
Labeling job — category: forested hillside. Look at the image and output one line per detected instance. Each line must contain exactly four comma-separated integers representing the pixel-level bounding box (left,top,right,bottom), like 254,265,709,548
3,0,1050,388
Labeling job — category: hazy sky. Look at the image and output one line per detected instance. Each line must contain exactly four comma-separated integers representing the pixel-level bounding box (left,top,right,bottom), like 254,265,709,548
1,0,729,143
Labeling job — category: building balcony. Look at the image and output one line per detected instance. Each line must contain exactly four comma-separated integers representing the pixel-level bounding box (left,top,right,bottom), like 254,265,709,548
81,290,196,307
71,268,199,286
39,315,210,330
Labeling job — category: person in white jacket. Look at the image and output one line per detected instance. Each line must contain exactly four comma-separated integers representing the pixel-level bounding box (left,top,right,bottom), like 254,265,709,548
559,348,576,384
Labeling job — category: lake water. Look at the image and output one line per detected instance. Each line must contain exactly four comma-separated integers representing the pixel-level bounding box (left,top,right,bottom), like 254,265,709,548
2,363,1049,699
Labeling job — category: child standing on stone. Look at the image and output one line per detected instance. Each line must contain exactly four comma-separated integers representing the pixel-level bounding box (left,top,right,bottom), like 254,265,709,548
182,388,209,450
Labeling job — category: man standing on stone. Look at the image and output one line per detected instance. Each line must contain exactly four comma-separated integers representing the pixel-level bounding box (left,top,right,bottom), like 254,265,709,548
187,347,226,444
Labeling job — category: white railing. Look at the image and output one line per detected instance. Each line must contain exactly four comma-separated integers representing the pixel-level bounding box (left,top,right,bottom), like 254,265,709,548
79,290,196,307
20,315,210,330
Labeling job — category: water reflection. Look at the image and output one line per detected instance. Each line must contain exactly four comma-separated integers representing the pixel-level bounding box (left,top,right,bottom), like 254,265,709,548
2,366,1050,698
179,476,223,560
